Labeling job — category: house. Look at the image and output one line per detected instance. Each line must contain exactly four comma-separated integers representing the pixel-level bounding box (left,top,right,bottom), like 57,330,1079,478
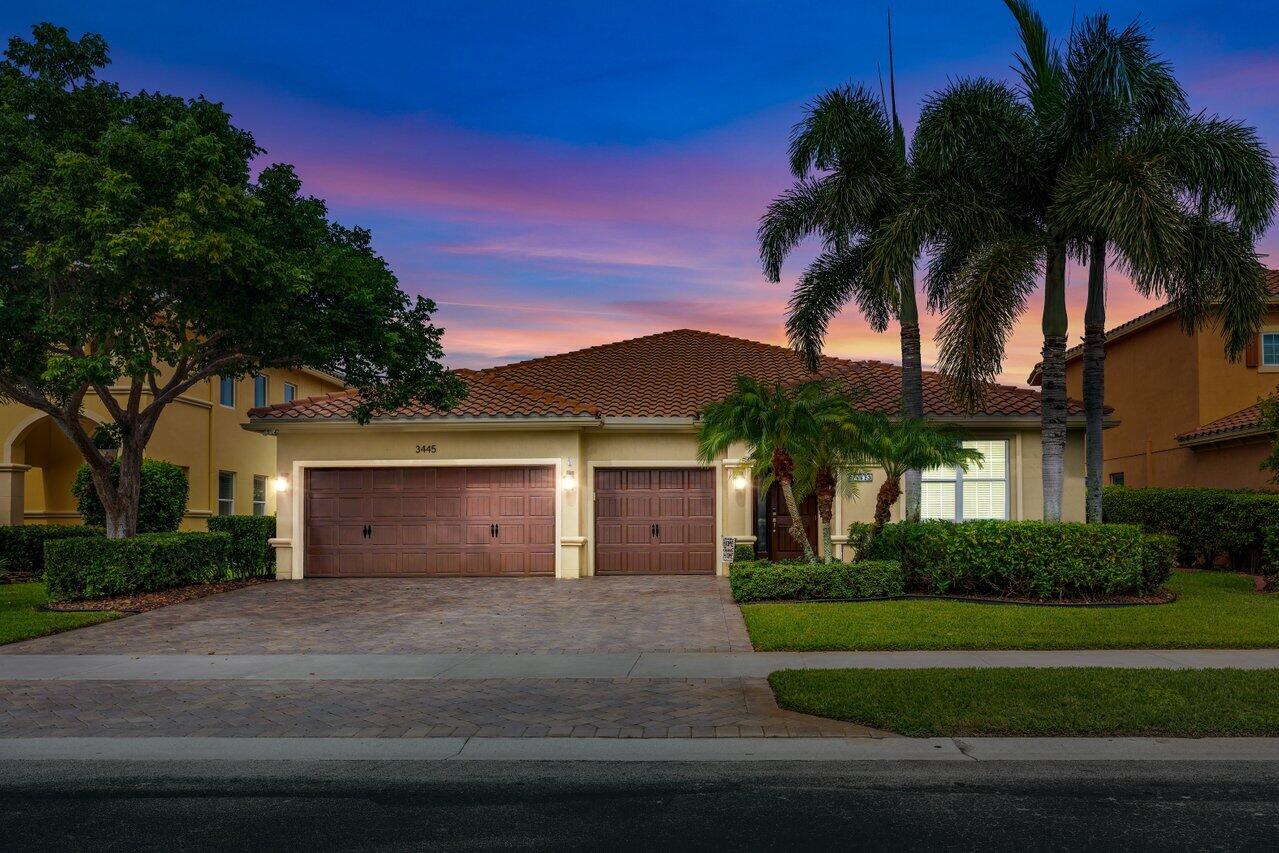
1029,270,1279,490
0,368,347,529
246,329,1087,580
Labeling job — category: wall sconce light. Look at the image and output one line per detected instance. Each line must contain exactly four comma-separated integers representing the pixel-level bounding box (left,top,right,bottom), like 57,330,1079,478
273,474,290,493
561,458,577,491
731,472,748,491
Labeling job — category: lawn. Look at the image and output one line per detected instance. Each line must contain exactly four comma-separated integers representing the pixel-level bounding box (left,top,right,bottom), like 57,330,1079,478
0,582,119,645
742,572,1278,651
769,667,1279,737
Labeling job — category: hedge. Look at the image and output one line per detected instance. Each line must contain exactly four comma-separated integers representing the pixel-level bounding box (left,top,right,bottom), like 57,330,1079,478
729,559,906,603
1102,486,1279,571
0,525,102,578
867,519,1174,599
72,458,190,533
44,532,230,602
207,515,277,578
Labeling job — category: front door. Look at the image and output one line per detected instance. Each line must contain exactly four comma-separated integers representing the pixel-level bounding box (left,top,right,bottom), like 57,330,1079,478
766,481,818,560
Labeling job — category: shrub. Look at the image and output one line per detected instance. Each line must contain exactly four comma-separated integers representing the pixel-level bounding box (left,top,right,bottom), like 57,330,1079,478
1141,533,1178,591
844,522,875,562
732,542,757,564
44,532,231,602
729,559,905,602
1102,486,1279,570
868,520,1168,599
0,525,103,578
207,515,277,578
72,458,190,533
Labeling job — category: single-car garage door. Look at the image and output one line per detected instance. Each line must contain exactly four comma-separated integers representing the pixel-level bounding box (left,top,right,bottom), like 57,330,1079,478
594,468,715,575
304,466,555,577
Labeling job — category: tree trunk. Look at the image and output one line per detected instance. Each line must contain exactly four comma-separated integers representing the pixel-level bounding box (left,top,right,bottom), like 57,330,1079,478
1083,237,1107,524
899,276,924,523
872,475,902,532
815,466,837,563
106,438,144,538
1041,243,1069,523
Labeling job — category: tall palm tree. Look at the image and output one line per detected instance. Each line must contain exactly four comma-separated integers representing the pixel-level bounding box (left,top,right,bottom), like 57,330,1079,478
758,51,927,521
697,377,826,562
853,415,983,531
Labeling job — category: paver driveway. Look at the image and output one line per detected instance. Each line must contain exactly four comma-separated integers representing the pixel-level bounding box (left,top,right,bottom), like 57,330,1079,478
3,576,751,655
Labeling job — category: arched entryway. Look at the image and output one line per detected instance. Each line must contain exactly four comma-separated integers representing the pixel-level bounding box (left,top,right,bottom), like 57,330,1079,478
1,412,104,525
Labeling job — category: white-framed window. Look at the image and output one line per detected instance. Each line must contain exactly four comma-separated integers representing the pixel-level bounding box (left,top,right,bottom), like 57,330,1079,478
283,382,297,403
253,375,268,408
218,376,236,408
922,439,1010,521
217,472,236,516
252,475,268,516
1263,332,1279,367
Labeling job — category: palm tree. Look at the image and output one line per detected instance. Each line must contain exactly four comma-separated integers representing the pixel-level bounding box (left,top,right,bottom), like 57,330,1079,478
697,377,826,562
757,41,927,522
853,415,983,531
791,393,875,562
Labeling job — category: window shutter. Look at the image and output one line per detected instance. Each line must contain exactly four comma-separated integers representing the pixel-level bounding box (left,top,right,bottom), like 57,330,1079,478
1246,337,1259,368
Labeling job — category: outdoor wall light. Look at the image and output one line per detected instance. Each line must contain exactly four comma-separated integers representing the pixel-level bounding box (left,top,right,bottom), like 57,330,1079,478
731,472,748,491
273,474,289,492
561,471,577,490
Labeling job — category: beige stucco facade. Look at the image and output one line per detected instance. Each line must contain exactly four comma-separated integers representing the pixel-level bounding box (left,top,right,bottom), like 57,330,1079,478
0,368,346,529
262,418,1085,580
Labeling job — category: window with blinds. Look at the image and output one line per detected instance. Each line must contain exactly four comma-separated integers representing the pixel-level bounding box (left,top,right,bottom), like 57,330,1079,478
921,439,1009,521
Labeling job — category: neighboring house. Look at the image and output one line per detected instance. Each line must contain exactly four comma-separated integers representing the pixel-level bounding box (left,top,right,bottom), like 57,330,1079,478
247,329,1088,580
0,368,347,529
1029,270,1279,491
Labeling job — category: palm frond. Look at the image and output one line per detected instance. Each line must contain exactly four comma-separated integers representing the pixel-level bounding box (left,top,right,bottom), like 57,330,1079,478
1003,0,1067,123
786,245,895,369
788,85,894,178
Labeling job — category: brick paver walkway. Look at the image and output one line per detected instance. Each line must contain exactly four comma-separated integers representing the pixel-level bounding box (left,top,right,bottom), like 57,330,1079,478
4,576,751,655
0,678,877,738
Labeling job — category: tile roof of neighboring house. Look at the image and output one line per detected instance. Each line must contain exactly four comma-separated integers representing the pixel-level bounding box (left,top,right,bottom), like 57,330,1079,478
1027,269,1279,385
248,328,1086,422
1175,402,1273,445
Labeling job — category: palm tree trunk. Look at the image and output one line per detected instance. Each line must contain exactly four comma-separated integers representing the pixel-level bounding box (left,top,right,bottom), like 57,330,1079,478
899,275,924,522
779,479,817,563
1083,237,1107,524
815,466,837,563
872,475,902,532
1041,242,1069,523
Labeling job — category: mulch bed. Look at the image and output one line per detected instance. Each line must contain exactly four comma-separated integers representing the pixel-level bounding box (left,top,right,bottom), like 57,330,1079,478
45,577,272,613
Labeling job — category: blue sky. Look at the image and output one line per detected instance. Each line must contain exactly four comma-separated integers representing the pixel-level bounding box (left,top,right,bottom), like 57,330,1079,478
5,1,1277,380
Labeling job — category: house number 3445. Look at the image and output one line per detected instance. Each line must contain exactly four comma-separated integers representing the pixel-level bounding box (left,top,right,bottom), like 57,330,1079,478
415,444,438,454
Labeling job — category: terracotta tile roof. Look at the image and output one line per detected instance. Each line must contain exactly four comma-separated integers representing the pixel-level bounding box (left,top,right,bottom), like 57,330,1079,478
247,370,598,420
1029,269,1279,384
1175,402,1272,444
249,328,1084,422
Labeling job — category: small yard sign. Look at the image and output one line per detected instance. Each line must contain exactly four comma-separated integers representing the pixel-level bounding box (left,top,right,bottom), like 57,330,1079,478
721,537,737,564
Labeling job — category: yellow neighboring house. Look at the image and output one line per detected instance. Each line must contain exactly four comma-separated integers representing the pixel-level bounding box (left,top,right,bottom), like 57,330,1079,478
0,368,346,529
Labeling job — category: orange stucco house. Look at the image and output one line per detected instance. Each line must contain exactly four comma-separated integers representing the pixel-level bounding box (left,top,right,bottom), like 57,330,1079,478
1029,270,1279,490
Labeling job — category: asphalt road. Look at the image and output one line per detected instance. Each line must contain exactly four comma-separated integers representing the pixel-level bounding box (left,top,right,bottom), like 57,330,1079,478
3,760,1278,851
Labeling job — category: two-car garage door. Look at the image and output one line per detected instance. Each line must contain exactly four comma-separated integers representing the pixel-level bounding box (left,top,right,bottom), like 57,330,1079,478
305,466,556,577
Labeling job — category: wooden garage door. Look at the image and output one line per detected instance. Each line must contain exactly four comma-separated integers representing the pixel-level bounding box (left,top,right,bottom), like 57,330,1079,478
594,468,715,575
304,466,555,577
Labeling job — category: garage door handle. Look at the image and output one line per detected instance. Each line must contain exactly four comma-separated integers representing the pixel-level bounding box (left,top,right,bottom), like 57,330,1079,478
490,523,499,538
362,524,371,539
654,523,661,539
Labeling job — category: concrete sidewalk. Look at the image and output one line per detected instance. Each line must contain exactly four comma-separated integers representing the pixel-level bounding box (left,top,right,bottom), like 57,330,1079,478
4,735,1279,762
4,648,1278,680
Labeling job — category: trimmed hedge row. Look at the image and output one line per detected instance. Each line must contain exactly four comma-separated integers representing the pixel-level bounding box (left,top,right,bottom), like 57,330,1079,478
44,532,231,602
207,515,277,578
867,520,1174,599
0,525,102,578
1102,486,1279,571
729,559,905,603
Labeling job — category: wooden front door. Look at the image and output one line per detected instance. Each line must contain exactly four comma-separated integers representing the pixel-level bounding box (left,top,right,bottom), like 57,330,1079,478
766,481,818,560
594,468,716,574
304,466,555,577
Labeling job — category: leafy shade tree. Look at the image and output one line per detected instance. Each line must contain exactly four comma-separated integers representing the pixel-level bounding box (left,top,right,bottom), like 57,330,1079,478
853,416,983,532
698,377,829,562
0,24,466,537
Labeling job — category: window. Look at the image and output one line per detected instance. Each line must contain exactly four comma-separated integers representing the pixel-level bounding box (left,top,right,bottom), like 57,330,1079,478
253,375,268,408
921,439,1010,521
1264,333,1279,367
283,382,297,403
1109,471,1126,486
218,376,235,408
252,475,268,516
217,472,235,516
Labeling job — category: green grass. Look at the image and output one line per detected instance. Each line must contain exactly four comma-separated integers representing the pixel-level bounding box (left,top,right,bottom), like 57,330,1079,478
0,582,119,645
769,667,1279,737
742,572,1278,651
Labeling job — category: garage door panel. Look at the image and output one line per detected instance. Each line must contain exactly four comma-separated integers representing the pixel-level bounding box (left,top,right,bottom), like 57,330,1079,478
528,522,555,545
435,468,465,489
466,523,492,545
309,497,338,520
434,522,462,546
497,523,526,545
594,467,715,575
370,469,401,491
465,494,492,517
435,496,461,518
337,525,367,546
337,469,368,491
371,497,401,519
337,497,367,519
466,467,493,489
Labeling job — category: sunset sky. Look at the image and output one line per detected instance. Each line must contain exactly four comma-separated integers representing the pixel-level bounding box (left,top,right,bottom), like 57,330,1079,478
6,1,1277,385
